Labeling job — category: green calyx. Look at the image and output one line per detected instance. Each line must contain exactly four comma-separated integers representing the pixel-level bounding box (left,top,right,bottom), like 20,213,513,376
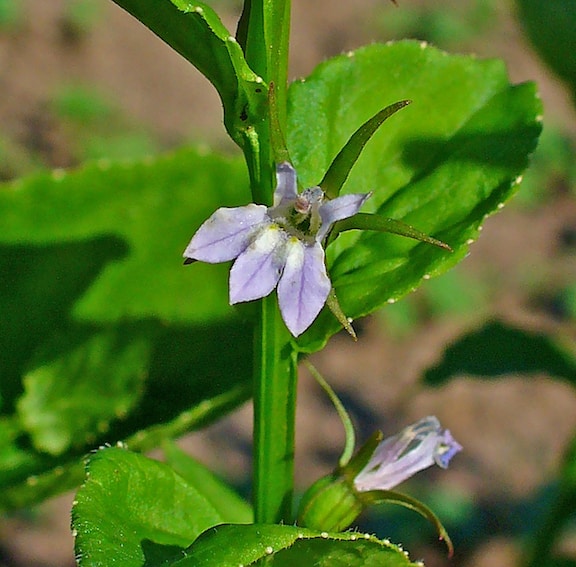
297,473,362,532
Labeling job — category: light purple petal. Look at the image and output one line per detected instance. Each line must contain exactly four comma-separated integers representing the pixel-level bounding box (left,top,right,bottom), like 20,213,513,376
435,430,463,469
353,416,462,492
317,193,371,241
183,204,268,263
229,225,286,303
273,162,298,208
277,239,331,336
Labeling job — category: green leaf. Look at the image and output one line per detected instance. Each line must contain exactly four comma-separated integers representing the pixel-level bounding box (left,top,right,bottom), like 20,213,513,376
163,441,253,524
423,320,576,387
173,524,420,566
516,0,576,104
111,0,268,144
0,148,253,510
73,447,225,567
17,324,151,455
286,41,542,351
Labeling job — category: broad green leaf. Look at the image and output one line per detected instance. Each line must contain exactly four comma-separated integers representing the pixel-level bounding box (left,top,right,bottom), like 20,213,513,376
1,149,248,322
17,325,151,455
423,320,576,387
287,41,542,351
0,383,249,511
111,0,268,144
174,523,420,566
73,447,225,567
163,441,253,523
0,148,253,510
516,0,576,104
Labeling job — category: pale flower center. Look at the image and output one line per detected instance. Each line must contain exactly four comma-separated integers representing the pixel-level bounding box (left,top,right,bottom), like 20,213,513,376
271,186,325,243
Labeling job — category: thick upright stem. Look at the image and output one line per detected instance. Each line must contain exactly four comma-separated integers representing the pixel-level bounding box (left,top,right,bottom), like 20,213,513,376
253,294,297,523
239,0,296,524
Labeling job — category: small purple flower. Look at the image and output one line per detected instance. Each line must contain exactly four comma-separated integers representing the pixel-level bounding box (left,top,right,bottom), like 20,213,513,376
353,416,462,492
183,162,370,336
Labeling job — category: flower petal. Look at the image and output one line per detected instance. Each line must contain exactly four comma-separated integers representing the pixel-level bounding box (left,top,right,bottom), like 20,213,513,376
277,239,331,336
273,162,299,208
434,429,463,469
229,225,286,303
183,204,268,263
353,416,461,492
317,193,371,241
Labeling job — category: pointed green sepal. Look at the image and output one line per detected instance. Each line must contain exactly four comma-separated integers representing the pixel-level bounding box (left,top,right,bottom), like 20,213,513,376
331,212,452,251
341,430,384,481
326,287,357,340
360,489,454,557
320,100,411,199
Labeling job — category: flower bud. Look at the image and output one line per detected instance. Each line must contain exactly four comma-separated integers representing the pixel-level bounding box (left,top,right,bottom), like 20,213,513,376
297,417,462,532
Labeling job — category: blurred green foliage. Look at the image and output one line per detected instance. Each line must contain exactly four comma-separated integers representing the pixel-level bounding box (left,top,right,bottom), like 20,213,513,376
61,0,103,39
517,0,576,105
0,0,21,31
372,0,497,48
50,84,159,162
518,126,576,208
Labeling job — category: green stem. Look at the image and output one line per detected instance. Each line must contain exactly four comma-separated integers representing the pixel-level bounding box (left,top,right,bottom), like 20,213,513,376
239,0,295,525
253,294,298,523
237,0,290,205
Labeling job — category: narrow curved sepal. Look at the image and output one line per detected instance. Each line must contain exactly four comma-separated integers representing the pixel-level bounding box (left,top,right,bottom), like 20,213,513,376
359,488,454,557
320,100,411,199
331,212,452,250
325,288,357,340
305,362,356,467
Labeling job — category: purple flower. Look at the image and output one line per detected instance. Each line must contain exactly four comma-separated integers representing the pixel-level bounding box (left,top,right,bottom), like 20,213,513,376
353,416,462,492
183,162,370,336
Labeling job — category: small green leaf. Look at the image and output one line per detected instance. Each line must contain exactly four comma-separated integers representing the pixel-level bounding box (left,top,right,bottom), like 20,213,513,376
163,441,253,524
423,320,576,387
73,447,225,566
287,41,542,351
174,524,420,566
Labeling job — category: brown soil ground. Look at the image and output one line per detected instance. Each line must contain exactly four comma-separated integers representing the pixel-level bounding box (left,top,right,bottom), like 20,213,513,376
1,1,576,566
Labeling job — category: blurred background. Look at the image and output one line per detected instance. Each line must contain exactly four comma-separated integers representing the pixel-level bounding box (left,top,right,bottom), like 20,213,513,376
1,0,575,565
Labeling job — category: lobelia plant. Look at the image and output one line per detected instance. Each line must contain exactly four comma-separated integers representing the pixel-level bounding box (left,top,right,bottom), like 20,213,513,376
0,0,543,566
